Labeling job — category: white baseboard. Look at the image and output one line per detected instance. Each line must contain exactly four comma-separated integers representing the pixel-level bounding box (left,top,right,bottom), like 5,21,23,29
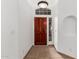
56,48,76,58
23,45,33,59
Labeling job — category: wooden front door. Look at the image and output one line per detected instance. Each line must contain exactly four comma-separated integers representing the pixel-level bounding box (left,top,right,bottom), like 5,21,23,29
34,17,47,45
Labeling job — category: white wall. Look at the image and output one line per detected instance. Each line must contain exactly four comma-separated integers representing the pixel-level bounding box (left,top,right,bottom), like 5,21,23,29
18,0,33,59
1,0,19,59
2,0,33,59
57,0,77,58
53,17,58,49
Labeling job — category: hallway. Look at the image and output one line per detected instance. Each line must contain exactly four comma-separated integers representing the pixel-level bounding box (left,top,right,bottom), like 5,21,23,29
24,45,74,59
1,0,77,59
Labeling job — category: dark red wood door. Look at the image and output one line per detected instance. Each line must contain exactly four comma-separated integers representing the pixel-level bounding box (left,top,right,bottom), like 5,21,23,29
34,17,47,45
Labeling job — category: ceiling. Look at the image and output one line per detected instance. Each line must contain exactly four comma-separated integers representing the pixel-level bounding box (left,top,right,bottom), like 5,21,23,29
26,0,58,9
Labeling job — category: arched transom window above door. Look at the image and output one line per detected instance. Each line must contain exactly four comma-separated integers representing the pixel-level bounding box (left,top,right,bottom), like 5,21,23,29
35,1,51,15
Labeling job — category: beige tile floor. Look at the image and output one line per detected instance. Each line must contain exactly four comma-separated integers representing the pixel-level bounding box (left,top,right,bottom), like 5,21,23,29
24,45,75,59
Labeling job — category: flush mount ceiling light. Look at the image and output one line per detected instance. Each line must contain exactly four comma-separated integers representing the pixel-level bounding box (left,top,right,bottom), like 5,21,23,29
38,1,48,8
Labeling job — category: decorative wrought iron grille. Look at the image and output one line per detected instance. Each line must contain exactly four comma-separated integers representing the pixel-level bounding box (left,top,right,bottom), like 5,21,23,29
35,8,51,15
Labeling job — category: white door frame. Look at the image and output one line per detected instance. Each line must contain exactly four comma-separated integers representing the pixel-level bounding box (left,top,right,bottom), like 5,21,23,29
33,15,54,45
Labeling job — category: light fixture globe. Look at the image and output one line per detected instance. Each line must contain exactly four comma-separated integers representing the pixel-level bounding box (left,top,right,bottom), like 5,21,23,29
38,1,48,8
